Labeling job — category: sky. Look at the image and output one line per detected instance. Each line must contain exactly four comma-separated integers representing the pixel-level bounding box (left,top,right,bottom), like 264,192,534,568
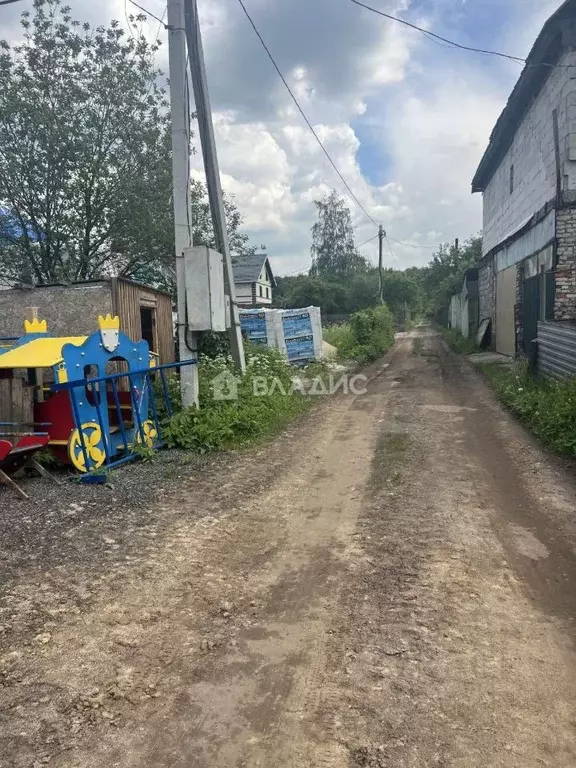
0,0,566,275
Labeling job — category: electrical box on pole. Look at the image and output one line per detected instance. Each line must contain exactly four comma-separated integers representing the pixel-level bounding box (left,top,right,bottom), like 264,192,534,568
184,247,227,332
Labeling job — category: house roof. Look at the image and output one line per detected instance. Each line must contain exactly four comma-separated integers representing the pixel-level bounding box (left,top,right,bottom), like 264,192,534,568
2,277,172,299
0,336,86,369
233,253,276,286
472,0,576,193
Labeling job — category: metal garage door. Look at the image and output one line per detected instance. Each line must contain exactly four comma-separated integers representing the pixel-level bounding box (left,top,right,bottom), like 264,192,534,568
496,266,516,356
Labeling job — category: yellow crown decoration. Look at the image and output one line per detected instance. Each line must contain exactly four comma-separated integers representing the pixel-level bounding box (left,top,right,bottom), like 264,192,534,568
98,314,120,331
24,318,47,334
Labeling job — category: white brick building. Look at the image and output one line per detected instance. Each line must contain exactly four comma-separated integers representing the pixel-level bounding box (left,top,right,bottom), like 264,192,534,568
473,0,576,357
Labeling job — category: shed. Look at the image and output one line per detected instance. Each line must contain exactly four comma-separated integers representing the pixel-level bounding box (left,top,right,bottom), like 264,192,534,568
0,278,175,364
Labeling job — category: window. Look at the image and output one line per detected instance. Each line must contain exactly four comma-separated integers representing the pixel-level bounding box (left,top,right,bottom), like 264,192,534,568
259,285,263,297
266,286,269,299
510,164,514,194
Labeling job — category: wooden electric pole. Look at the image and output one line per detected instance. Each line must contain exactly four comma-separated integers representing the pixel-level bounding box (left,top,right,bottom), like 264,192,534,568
378,225,385,304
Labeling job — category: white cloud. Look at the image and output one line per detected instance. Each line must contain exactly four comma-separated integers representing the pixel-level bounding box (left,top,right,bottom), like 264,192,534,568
1,0,563,276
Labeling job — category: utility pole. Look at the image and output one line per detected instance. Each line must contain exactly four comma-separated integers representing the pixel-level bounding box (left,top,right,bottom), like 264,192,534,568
167,0,198,407
184,0,246,373
378,225,385,304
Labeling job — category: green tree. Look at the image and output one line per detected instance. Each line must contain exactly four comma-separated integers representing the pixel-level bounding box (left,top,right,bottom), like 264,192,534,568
420,236,482,320
0,0,256,289
309,190,369,279
381,270,422,317
0,0,172,283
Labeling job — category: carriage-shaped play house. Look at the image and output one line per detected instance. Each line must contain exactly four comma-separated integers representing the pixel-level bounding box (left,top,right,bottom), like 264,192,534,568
0,315,162,472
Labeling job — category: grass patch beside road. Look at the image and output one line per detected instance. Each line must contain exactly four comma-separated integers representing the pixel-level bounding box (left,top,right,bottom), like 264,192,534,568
440,327,478,355
323,305,395,364
164,347,319,454
481,360,576,456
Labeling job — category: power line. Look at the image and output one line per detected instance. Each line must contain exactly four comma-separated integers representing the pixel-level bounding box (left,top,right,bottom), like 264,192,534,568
0,0,25,5
350,0,575,70
127,0,168,28
387,235,438,250
358,234,379,248
154,5,167,43
349,0,526,64
237,0,378,228
385,235,397,263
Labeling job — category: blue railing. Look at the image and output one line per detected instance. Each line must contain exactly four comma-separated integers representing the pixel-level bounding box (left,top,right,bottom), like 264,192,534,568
52,359,196,475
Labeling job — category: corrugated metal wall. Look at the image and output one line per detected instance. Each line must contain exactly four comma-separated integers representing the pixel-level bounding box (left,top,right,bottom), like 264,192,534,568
112,279,175,364
537,321,576,379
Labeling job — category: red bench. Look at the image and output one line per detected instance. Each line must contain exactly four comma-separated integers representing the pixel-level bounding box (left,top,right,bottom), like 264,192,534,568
0,435,60,500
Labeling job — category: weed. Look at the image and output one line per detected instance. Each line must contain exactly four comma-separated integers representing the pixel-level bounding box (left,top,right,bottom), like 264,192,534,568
164,346,316,454
324,305,395,363
481,360,576,456
441,327,478,355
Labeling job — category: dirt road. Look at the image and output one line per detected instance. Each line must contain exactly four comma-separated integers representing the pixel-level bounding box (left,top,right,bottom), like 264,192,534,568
3,328,576,767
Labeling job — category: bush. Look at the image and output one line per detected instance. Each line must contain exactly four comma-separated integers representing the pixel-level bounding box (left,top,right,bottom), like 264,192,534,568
324,304,394,363
482,360,576,456
164,345,317,453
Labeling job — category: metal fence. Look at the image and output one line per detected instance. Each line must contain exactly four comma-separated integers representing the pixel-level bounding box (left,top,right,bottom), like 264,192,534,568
53,359,196,473
537,321,576,379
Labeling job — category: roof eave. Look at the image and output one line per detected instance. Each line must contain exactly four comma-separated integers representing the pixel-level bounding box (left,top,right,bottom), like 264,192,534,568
472,0,574,192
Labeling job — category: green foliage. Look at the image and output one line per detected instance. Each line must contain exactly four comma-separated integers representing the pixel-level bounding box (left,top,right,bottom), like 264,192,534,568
482,361,576,456
0,0,256,288
132,443,156,462
323,323,356,354
309,190,369,279
0,0,169,282
35,448,60,468
275,269,422,319
198,330,231,359
163,347,313,454
152,371,182,422
441,327,478,355
417,237,482,322
324,304,394,363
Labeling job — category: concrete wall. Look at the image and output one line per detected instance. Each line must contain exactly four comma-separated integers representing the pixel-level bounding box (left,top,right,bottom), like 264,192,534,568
0,283,113,338
482,51,576,255
555,206,576,320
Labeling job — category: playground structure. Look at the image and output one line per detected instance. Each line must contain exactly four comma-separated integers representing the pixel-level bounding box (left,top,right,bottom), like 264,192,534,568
0,316,193,490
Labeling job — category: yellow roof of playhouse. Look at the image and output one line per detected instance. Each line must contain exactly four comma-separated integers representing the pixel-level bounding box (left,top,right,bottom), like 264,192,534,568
0,336,87,368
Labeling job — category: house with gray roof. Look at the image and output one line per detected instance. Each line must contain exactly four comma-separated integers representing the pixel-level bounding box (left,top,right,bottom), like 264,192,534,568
233,253,276,307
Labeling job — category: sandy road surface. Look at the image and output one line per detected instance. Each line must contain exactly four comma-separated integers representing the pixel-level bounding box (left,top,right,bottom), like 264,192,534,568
2,328,576,767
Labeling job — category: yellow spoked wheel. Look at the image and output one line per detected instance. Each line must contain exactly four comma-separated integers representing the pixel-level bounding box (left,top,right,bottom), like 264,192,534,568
68,422,106,473
136,420,159,449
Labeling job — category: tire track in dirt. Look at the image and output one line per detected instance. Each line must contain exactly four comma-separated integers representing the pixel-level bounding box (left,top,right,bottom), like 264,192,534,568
0,346,406,768
316,328,576,768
